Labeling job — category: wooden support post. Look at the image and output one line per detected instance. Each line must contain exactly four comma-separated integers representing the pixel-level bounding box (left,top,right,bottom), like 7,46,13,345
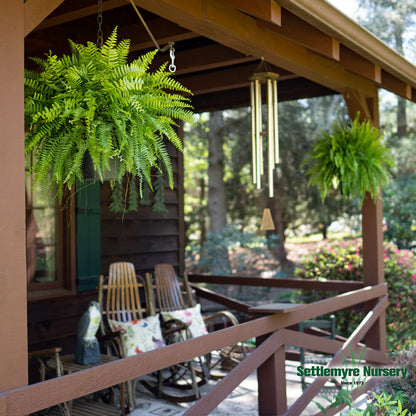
257,336,287,415
0,0,28,392
343,89,387,354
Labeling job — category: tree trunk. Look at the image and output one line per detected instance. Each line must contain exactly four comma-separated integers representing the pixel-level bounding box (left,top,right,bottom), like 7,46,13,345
394,24,407,138
207,111,230,274
208,111,227,234
397,96,407,138
199,176,206,247
268,179,291,269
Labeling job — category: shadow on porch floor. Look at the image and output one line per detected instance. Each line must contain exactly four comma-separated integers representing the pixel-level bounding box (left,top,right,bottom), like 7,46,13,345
130,361,341,416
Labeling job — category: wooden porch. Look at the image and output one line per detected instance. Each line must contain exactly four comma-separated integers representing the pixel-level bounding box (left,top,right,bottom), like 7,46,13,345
1,276,388,415
2,0,416,414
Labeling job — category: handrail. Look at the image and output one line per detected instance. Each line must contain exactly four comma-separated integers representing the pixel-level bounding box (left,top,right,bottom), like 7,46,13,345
188,273,364,291
183,295,388,416
0,283,387,416
284,295,388,416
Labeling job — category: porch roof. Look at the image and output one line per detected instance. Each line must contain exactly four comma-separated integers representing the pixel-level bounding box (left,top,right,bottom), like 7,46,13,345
25,0,416,113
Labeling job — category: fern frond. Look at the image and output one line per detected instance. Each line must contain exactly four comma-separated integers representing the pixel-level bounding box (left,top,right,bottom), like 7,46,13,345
25,27,194,204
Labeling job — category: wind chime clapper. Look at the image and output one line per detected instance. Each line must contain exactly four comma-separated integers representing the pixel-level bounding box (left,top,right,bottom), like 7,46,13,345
249,66,280,199
260,208,275,231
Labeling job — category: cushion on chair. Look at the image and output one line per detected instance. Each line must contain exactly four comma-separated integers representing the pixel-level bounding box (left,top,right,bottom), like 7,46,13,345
161,304,208,338
108,314,166,357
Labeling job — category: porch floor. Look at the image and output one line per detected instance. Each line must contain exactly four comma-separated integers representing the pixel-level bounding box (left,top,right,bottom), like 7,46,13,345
130,361,342,416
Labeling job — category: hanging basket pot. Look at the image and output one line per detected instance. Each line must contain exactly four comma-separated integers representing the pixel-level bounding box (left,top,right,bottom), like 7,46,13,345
81,150,120,181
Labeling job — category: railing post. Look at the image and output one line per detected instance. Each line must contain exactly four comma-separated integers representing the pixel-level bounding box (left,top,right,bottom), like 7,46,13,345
257,335,287,415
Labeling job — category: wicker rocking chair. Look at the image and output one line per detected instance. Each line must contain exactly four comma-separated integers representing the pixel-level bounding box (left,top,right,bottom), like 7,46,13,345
140,263,244,402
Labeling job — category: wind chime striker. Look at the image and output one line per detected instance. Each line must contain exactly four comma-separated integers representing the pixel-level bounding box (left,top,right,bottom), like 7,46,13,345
249,61,280,198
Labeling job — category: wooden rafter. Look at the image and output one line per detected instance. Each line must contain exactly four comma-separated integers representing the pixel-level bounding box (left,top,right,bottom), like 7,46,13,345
24,0,65,36
278,0,416,91
340,45,381,84
222,0,281,25
177,62,294,95
258,8,340,60
34,0,126,31
132,0,377,96
152,44,257,76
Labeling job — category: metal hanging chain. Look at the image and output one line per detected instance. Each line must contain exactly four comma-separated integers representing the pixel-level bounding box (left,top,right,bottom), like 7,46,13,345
97,0,103,47
128,0,176,72
169,46,176,73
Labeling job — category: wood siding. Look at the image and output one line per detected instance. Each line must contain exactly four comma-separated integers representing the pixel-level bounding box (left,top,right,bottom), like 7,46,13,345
100,143,183,276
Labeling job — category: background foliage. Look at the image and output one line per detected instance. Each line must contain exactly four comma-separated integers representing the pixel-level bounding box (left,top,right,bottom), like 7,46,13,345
295,238,416,351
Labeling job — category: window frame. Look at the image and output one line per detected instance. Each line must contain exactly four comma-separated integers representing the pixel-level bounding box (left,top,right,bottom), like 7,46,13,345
26,185,76,300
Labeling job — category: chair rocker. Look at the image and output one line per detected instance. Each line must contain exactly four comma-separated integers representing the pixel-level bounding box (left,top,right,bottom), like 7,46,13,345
140,263,244,402
98,262,157,410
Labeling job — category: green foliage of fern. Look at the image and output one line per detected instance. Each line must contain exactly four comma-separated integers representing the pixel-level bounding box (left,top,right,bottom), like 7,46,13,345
303,113,394,204
25,27,194,202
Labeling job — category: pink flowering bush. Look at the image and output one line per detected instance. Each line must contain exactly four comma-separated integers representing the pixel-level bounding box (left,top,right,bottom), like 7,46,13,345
295,238,416,351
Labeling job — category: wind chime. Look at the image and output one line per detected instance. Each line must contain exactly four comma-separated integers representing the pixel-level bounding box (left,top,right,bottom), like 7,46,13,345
250,60,280,230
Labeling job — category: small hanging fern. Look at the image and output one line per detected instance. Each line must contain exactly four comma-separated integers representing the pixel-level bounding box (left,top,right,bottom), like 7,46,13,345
303,113,394,204
25,28,195,202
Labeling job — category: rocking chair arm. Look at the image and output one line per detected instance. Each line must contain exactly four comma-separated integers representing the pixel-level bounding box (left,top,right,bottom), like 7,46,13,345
162,318,190,337
97,330,123,342
203,310,239,327
28,347,62,359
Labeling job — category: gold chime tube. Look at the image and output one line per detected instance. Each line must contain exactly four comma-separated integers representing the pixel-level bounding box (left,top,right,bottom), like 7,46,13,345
255,79,262,187
273,79,279,165
267,79,274,198
250,81,257,184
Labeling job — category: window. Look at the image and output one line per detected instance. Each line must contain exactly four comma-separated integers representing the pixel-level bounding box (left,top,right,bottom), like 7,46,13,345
25,156,75,298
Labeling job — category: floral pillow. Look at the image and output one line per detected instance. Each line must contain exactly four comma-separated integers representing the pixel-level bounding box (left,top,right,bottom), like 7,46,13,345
108,314,166,357
161,304,208,338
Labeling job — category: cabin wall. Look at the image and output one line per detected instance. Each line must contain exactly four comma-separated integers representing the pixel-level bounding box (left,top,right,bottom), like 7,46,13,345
28,143,184,354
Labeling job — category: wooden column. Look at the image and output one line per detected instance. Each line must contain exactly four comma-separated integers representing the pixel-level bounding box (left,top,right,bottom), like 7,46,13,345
257,337,287,415
0,0,28,391
343,89,386,353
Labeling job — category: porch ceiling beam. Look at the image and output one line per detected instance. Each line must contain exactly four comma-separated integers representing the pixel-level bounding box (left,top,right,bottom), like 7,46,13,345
381,70,413,101
132,0,377,97
34,0,126,31
151,44,257,76
115,16,199,53
340,45,381,84
222,0,281,25
278,0,416,92
191,80,336,112
177,62,295,95
24,0,65,36
258,8,340,60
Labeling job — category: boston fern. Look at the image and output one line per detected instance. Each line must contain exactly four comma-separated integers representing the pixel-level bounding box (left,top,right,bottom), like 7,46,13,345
303,113,394,204
24,28,194,202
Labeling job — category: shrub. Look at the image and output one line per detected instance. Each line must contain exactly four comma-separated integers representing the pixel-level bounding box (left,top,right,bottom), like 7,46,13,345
295,238,416,351
375,344,416,414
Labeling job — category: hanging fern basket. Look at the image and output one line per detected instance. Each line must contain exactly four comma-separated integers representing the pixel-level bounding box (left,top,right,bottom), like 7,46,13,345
24,28,195,207
81,150,120,181
303,113,394,205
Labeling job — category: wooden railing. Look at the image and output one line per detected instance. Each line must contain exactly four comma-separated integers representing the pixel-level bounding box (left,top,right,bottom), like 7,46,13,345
0,279,388,416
